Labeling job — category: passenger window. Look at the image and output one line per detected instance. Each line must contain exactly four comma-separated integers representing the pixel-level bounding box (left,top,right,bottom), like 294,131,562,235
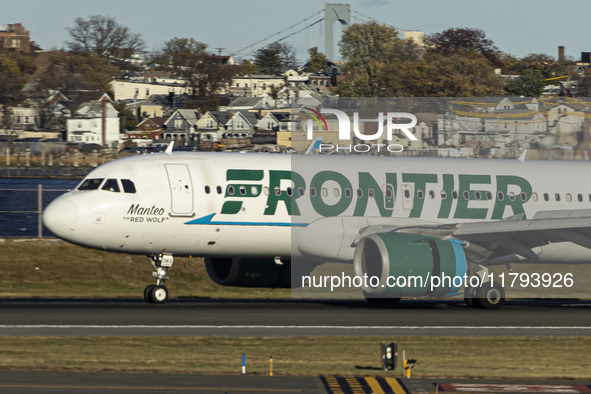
441,191,447,200
452,191,458,200
428,190,435,199
486,191,493,200
544,193,549,201
310,188,317,197
498,192,505,201
204,186,211,194
228,186,235,196
578,193,583,202
333,188,340,198
463,191,470,200
566,193,572,202
368,188,375,198
475,191,481,200
345,188,352,198
239,186,246,196
78,178,104,190
417,190,424,199
555,193,561,202
216,186,222,194
321,188,328,197
298,187,305,197
520,192,527,201
102,179,120,193
287,187,293,196
532,192,538,202
121,179,136,194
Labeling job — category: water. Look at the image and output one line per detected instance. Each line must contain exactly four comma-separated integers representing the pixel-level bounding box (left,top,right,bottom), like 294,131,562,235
0,178,80,237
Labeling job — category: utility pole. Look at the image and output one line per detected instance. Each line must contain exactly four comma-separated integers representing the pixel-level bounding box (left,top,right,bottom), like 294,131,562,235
215,47,225,56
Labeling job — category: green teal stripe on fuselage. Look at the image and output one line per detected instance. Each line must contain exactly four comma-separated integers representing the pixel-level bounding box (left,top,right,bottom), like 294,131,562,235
185,213,307,227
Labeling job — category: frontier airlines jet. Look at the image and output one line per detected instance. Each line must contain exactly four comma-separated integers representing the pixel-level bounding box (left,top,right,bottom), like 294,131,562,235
43,149,590,308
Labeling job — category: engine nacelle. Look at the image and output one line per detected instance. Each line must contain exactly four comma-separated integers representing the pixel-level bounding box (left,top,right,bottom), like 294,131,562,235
204,257,291,288
353,233,466,298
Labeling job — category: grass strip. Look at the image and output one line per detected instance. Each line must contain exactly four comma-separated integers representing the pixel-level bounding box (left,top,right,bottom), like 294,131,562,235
0,336,589,379
2,239,591,300
0,238,290,299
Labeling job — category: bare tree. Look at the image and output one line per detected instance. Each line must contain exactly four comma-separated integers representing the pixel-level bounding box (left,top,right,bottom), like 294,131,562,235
67,15,145,60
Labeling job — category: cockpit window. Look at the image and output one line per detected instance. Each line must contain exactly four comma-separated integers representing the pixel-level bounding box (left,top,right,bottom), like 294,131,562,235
121,179,136,194
102,178,120,193
78,178,104,190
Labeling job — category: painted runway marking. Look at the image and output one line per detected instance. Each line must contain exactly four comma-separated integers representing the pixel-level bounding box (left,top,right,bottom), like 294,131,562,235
320,376,409,394
0,325,589,330
439,383,591,393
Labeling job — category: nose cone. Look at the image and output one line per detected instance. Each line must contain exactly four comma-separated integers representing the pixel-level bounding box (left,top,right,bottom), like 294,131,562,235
43,196,78,240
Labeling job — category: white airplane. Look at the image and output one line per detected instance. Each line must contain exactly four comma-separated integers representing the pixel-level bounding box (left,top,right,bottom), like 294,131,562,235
43,149,591,308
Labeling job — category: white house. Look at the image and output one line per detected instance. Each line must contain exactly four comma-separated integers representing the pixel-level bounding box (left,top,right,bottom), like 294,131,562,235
223,111,258,138
256,112,290,131
66,96,120,147
110,79,190,101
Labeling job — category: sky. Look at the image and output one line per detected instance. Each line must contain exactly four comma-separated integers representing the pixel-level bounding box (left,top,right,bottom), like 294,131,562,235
3,0,590,63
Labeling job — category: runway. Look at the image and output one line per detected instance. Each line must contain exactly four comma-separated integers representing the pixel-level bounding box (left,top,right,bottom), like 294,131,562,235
1,370,590,394
0,298,590,337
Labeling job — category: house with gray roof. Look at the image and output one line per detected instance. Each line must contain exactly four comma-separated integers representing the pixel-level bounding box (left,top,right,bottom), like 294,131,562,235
162,109,201,144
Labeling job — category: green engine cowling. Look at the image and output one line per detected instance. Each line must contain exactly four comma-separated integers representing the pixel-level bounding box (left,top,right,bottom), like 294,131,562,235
353,232,467,298
205,257,291,288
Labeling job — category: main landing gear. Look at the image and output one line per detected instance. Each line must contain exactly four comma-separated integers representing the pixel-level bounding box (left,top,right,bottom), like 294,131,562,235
464,264,505,309
144,253,173,304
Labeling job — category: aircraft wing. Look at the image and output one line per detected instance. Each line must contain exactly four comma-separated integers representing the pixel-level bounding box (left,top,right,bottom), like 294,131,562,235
298,209,591,264
453,209,591,263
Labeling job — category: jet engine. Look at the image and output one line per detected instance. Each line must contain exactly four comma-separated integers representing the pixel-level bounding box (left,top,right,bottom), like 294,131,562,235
353,232,466,298
204,257,291,288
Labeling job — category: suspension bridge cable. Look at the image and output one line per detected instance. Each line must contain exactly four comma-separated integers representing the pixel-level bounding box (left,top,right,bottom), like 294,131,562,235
352,10,396,29
231,9,323,56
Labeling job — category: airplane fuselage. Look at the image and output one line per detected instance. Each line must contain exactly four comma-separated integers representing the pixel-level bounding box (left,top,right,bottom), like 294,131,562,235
43,152,591,264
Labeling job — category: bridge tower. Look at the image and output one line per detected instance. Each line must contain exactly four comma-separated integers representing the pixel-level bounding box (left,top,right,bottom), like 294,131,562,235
324,3,350,61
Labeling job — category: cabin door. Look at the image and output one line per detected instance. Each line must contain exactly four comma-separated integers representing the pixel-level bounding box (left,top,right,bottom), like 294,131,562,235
165,164,194,217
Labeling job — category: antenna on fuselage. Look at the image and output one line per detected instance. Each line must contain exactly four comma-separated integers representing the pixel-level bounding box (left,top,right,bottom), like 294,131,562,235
518,149,527,163
165,141,174,155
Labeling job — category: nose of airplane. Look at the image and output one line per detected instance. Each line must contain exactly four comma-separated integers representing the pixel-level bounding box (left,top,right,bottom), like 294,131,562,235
43,196,79,240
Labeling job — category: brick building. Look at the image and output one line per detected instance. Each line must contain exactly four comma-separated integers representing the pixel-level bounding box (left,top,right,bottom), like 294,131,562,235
0,23,32,52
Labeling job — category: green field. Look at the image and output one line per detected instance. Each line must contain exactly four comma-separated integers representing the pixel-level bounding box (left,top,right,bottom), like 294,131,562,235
0,336,589,379
0,238,290,299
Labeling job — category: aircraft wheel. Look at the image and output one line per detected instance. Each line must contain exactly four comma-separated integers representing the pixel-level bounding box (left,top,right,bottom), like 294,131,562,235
144,285,156,302
475,281,505,309
464,286,477,308
147,285,168,304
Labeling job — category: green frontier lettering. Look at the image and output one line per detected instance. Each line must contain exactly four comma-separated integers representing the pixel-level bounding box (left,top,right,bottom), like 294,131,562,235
220,169,264,215
265,170,305,215
223,169,533,220
491,175,532,219
454,174,491,219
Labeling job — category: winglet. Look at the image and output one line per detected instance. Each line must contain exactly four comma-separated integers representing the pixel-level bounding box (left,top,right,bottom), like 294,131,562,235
305,136,323,154
518,149,527,163
165,141,174,155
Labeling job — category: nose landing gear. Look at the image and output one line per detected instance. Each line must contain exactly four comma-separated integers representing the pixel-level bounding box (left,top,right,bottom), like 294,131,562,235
144,254,173,304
